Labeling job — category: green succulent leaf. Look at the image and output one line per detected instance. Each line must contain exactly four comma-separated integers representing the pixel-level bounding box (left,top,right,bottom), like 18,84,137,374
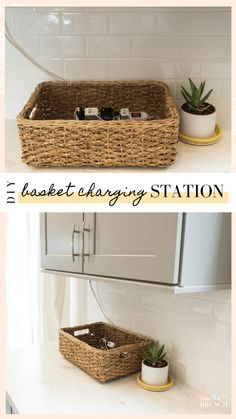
200,89,213,104
181,79,213,113
181,86,192,101
158,344,165,358
159,352,167,361
181,92,192,106
199,81,205,98
142,341,167,366
189,78,198,97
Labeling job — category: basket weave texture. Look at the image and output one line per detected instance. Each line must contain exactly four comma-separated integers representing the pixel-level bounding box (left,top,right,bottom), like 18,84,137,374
17,80,179,167
59,322,151,383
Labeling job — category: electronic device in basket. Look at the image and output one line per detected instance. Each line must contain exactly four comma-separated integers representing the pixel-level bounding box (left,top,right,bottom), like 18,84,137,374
74,106,153,121
101,107,114,121
120,108,130,120
74,106,85,120
130,111,149,120
113,111,121,120
84,107,100,120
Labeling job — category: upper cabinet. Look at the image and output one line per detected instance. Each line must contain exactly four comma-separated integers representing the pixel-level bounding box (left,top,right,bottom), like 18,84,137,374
41,213,84,273
40,213,231,293
180,213,231,287
83,213,182,284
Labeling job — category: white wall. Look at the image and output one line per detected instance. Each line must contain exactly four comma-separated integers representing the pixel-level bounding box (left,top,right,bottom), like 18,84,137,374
6,7,231,124
87,281,231,402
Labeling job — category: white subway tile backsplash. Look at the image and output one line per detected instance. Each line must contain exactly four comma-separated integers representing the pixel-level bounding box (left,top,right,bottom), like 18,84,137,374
137,291,155,307
226,36,231,57
167,343,191,366
216,101,231,125
178,35,228,57
175,362,207,394
6,7,231,125
85,7,134,13
20,56,64,79
133,36,178,57
61,13,107,35
201,60,231,80
64,59,107,80
203,11,231,34
12,7,37,13
14,13,60,36
168,327,193,349
221,80,231,99
5,38,21,62
17,37,40,57
108,59,201,79
40,37,84,58
133,35,227,58
174,363,188,384
191,298,214,317
5,11,15,34
130,318,158,339
190,352,210,375
208,341,231,365
5,100,22,121
109,12,156,35
86,36,132,58
190,289,231,303
184,368,206,394
207,359,228,382
157,11,205,34
210,322,231,344
192,316,214,340
212,302,231,324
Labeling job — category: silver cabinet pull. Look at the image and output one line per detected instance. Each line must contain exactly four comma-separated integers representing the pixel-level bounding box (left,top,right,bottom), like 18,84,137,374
82,221,90,259
72,224,80,262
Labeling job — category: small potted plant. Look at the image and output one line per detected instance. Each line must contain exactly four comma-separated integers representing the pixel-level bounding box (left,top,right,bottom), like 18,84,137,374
180,78,216,139
141,340,169,386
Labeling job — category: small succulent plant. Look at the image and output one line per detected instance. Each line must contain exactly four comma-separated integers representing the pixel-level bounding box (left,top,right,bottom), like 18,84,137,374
181,79,213,114
142,341,167,367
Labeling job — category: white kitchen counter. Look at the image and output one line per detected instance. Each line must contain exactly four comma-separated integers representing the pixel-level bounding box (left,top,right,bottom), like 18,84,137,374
5,119,231,172
6,342,230,415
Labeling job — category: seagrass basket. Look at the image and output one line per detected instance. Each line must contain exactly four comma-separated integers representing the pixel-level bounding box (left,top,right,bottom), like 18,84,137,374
59,322,151,383
17,80,179,167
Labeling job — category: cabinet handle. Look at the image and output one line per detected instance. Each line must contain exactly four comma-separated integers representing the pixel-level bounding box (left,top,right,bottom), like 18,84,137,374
82,221,90,259
72,224,80,262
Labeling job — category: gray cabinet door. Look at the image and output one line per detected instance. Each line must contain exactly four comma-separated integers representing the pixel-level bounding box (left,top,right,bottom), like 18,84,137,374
40,213,83,273
180,213,231,287
83,213,182,284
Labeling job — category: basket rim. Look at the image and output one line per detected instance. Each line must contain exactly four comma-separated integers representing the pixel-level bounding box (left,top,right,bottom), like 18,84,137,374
17,117,179,125
59,321,151,354
16,79,179,124
29,79,172,87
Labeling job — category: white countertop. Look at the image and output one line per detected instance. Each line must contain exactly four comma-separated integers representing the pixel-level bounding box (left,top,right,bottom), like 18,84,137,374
5,119,231,172
6,342,230,415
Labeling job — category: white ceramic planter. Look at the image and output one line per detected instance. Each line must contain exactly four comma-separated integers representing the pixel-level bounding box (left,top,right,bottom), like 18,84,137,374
141,360,169,386
180,104,216,139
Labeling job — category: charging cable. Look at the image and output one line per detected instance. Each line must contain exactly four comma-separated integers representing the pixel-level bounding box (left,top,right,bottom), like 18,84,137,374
5,21,64,80
89,280,115,325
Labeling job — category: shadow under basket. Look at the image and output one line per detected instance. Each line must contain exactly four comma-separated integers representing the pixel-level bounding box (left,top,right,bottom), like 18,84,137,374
17,80,179,167
59,322,151,383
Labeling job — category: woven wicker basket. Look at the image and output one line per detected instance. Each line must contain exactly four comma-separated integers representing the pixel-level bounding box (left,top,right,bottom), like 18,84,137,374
17,80,179,167
59,322,151,383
